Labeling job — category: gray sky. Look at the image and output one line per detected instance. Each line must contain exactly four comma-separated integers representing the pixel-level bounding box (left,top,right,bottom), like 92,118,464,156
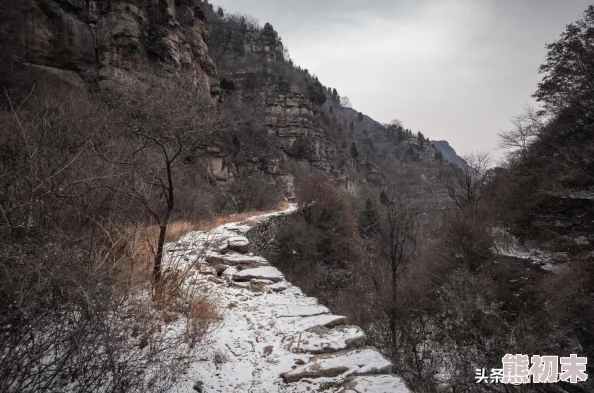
213,0,592,161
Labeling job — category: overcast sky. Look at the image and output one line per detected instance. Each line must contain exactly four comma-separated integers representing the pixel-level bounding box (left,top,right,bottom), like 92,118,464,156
212,0,592,161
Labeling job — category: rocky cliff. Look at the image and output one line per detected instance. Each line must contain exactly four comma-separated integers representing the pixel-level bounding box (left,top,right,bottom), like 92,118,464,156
1,0,218,96
1,0,449,195
206,8,445,193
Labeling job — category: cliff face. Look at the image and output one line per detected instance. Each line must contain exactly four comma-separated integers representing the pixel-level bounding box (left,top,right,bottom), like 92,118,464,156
2,0,218,95
237,80,335,172
2,0,447,192
209,14,445,188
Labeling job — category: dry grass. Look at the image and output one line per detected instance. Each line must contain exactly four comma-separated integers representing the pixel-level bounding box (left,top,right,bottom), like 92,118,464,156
118,200,290,289
186,297,221,348
252,281,267,291
165,200,291,242
153,270,186,306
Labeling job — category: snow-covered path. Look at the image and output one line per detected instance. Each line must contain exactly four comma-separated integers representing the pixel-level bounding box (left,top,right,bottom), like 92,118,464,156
164,205,411,393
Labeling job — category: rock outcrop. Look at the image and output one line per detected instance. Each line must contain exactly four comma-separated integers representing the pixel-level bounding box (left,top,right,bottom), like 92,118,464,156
2,0,217,96
431,140,464,165
232,74,335,171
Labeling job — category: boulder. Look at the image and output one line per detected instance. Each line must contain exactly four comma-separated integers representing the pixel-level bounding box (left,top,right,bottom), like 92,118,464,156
192,380,205,392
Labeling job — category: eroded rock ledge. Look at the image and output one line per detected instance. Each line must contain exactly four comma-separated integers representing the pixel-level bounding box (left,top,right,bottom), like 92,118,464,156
2,0,217,95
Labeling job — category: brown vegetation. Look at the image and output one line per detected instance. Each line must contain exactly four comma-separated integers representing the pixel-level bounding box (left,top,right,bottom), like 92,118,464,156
0,68,268,392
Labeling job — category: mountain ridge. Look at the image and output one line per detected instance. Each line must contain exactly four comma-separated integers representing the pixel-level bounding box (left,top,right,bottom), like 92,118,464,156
1,0,459,195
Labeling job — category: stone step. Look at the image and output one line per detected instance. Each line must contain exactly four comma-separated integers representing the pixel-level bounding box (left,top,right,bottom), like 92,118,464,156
227,236,250,253
233,266,285,283
275,314,347,333
281,347,392,383
283,325,366,354
276,303,330,318
334,374,410,393
205,252,270,267
268,281,290,292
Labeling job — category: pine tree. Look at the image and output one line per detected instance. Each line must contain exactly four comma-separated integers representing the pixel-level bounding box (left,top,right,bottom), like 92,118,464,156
359,199,379,237
350,141,359,160
435,150,444,163
380,190,390,206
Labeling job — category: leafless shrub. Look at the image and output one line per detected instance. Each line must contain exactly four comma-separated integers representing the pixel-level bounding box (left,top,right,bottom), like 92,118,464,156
0,70,222,393
439,152,494,270
226,174,284,213
185,298,221,349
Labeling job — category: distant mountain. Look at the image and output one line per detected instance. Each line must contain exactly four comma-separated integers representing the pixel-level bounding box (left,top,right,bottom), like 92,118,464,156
431,140,464,165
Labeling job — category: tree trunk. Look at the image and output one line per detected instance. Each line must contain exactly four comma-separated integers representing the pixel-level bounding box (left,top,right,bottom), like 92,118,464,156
154,224,167,282
154,154,175,284
390,309,398,358
391,261,398,357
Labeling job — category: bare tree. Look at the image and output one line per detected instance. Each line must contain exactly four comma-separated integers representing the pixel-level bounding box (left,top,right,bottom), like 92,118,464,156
498,105,543,157
101,78,220,284
439,152,494,271
389,119,404,129
0,74,217,393
341,95,353,108
375,187,421,355
440,152,492,216
133,130,186,283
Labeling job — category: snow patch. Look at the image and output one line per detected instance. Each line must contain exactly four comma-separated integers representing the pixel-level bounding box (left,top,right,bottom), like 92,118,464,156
162,204,409,393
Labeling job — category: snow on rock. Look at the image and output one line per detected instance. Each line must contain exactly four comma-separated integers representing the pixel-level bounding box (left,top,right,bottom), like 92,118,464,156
284,325,366,354
164,203,410,393
335,374,411,393
222,265,240,280
233,266,285,283
492,227,569,271
575,236,590,246
227,235,250,253
206,252,270,267
276,314,348,333
269,281,290,292
277,303,330,317
282,347,392,383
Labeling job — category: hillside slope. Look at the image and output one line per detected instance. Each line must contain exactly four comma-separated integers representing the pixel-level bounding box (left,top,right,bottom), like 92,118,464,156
204,3,446,193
